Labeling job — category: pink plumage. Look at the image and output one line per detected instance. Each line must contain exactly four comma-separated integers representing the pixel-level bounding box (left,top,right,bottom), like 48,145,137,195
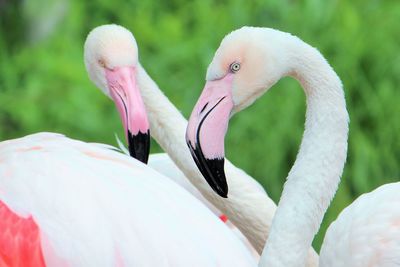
0,200,45,267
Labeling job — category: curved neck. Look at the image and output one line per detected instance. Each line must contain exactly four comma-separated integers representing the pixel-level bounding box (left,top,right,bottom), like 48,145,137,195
259,38,349,266
136,65,278,254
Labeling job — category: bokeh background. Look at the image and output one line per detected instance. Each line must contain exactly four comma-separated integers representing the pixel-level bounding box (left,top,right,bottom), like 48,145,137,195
1,0,399,250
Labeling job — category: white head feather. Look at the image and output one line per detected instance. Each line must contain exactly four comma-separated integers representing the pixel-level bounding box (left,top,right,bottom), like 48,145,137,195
84,24,139,97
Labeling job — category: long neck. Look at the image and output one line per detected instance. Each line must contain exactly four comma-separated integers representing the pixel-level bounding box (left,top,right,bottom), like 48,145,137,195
259,38,349,266
137,65,278,254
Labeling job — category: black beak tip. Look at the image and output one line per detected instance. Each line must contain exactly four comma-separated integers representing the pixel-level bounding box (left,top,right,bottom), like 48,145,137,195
204,157,228,198
186,140,228,198
215,186,228,198
127,130,150,164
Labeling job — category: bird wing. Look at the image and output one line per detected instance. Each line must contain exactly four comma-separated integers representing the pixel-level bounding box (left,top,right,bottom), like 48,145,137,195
0,133,256,267
320,182,400,267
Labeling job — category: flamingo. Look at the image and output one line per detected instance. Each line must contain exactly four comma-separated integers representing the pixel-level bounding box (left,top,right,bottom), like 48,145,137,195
186,26,400,267
0,25,257,266
186,27,400,267
101,25,319,265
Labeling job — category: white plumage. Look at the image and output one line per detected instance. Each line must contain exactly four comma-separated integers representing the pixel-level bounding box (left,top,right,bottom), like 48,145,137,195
148,153,222,215
148,153,260,260
320,183,400,267
0,133,256,266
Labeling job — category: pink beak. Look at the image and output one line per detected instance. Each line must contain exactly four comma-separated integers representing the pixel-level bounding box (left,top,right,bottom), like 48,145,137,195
106,66,150,163
186,74,234,198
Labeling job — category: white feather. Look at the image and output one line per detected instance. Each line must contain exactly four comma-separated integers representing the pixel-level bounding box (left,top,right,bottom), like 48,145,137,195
0,133,256,266
114,133,130,155
320,183,400,267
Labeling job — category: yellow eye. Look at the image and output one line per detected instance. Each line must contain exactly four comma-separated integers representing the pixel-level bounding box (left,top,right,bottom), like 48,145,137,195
229,62,240,73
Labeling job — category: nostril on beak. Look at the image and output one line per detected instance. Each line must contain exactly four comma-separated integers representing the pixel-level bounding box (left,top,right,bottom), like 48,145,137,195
200,102,209,114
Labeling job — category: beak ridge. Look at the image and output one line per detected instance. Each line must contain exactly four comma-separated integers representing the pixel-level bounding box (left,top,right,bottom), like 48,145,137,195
106,66,150,164
186,76,235,198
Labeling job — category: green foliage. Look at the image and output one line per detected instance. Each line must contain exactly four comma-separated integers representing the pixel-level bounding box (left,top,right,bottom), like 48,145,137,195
1,0,399,250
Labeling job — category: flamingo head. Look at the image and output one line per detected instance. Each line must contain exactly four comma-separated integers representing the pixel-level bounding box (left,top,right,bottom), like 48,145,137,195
84,24,150,164
186,27,291,197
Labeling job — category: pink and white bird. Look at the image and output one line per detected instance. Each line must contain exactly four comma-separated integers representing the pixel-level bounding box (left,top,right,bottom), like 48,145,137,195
186,26,400,267
0,25,257,267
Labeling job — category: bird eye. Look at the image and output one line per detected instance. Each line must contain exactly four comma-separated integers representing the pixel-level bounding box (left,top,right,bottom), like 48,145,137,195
229,62,240,73
98,59,106,68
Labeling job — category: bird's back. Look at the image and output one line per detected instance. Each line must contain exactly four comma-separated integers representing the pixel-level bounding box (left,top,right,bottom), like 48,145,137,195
148,153,223,215
0,133,256,267
320,182,400,267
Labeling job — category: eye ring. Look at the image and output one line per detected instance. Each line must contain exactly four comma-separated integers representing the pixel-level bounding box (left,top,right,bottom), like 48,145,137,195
229,62,241,73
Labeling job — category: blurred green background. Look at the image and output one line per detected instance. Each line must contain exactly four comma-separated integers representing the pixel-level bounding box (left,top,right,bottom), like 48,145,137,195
1,0,399,250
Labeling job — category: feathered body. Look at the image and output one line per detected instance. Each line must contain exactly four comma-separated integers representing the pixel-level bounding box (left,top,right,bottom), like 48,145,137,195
0,133,256,266
320,183,400,267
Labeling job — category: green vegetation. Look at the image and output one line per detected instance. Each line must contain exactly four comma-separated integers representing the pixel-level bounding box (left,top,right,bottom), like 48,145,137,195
1,0,399,250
